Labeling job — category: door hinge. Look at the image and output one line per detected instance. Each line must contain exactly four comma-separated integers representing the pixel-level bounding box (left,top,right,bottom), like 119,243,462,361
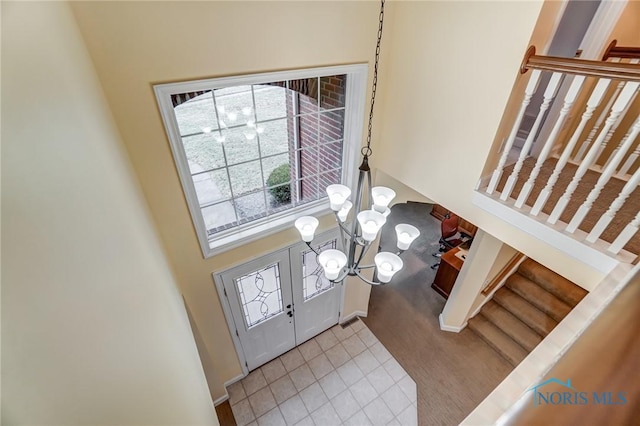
235,329,239,337
223,287,228,297
245,361,248,368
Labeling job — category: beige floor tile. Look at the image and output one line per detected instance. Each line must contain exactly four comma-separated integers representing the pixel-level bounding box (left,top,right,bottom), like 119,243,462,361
289,364,315,392
396,403,418,426
269,375,297,405
280,348,305,372
336,359,364,387
293,415,315,426
279,395,309,425
299,382,328,413
363,396,394,426
318,370,347,400
397,375,417,404
261,358,287,384
325,342,351,368
342,333,367,357
369,341,392,364
256,407,286,426
228,380,246,405
242,369,268,396
248,386,277,418
315,329,339,351
310,402,341,426
307,353,334,380
343,409,372,426
366,365,395,395
382,357,407,383
380,384,411,416
298,338,323,362
231,398,256,426
331,323,355,341
357,327,378,347
350,376,378,408
353,348,380,375
330,389,360,421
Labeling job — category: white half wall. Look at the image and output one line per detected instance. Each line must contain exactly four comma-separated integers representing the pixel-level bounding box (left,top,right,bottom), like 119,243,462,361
1,2,217,424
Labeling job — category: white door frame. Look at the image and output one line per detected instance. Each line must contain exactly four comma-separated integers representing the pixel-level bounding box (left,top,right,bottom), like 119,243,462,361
213,229,346,376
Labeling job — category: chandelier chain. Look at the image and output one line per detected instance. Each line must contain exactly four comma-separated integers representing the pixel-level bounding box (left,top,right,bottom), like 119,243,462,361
362,0,385,158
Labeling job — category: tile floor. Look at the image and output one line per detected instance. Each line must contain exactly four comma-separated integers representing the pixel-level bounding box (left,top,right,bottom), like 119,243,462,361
227,318,418,426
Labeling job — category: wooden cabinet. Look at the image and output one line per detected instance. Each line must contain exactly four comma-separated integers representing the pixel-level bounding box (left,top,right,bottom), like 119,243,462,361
431,247,465,299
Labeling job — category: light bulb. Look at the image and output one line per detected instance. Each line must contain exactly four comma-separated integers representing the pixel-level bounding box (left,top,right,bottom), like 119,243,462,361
380,262,392,272
327,259,339,269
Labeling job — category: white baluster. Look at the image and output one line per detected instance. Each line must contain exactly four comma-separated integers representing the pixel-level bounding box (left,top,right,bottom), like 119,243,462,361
548,82,640,225
572,60,621,162
608,210,640,254
516,75,584,209
618,145,640,176
566,116,640,233
501,73,563,201
487,70,542,194
531,78,609,216
601,86,639,169
587,165,640,243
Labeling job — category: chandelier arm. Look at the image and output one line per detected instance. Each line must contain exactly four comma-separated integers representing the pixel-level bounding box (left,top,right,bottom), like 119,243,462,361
305,241,320,255
354,268,381,286
357,264,376,270
352,241,372,271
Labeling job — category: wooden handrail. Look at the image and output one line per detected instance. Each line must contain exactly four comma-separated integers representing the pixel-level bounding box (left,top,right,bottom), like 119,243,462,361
602,39,640,61
520,46,640,82
481,252,525,296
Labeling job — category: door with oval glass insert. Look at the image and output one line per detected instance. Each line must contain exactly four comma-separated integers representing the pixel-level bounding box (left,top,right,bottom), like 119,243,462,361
218,230,342,371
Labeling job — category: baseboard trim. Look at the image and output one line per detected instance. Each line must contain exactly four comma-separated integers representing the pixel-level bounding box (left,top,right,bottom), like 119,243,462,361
341,310,367,324
439,313,467,333
214,373,246,406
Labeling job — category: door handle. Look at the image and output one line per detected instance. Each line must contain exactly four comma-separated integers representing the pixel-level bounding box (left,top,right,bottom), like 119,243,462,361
287,311,293,317
286,304,292,309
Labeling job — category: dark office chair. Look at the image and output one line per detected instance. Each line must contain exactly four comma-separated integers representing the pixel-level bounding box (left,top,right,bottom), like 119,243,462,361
431,213,463,269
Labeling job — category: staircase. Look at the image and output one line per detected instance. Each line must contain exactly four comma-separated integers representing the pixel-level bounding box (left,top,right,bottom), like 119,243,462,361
468,259,588,366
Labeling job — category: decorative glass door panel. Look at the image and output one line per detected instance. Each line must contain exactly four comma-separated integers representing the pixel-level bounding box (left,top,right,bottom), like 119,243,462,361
235,263,284,328
302,240,337,301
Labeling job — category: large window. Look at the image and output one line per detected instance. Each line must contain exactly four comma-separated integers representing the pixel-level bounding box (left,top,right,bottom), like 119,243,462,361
155,65,367,256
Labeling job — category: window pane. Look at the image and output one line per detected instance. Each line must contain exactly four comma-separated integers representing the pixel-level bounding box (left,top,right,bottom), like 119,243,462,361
318,141,343,171
235,263,284,328
259,119,290,157
318,168,342,192
214,86,253,127
262,153,290,186
289,78,319,114
320,75,346,110
235,191,267,224
319,110,345,144
174,91,218,136
299,176,320,203
229,161,264,196
298,113,319,148
299,147,319,178
254,83,287,122
193,169,231,207
303,239,337,300
182,133,225,173
202,201,237,234
223,126,260,166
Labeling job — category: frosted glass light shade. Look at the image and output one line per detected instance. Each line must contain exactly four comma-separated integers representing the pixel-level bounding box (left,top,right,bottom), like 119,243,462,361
371,187,396,213
326,184,351,211
373,206,391,218
374,252,403,283
337,200,353,222
395,224,420,250
295,216,319,242
318,249,348,280
357,210,386,242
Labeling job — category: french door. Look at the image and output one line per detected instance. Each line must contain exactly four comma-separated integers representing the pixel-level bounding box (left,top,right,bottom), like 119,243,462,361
217,231,343,371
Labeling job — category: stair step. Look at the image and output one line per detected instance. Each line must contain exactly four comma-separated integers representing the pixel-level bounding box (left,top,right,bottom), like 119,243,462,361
506,273,573,322
518,259,588,307
468,314,528,367
480,300,543,352
493,287,558,336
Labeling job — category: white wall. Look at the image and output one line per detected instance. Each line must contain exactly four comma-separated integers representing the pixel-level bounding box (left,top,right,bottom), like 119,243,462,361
1,2,217,424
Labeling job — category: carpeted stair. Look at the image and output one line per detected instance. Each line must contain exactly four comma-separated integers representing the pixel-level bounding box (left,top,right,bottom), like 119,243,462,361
468,258,588,366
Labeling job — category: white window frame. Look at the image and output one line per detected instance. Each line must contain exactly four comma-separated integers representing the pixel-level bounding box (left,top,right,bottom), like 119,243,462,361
154,64,367,258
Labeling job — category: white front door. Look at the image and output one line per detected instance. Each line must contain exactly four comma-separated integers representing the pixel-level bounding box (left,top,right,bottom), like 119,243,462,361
290,233,342,344
217,230,343,371
219,250,296,371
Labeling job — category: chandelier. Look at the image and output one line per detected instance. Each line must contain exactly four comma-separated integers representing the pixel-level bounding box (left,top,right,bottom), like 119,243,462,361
293,0,420,285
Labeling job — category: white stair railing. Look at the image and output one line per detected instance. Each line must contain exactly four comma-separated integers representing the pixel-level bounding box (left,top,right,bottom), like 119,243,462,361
486,70,542,195
587,163,640,244
501,72,563,201
515,75,584,209
566,116,640,234
531,78,610,215
609,211,640,254
548,83,640,225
